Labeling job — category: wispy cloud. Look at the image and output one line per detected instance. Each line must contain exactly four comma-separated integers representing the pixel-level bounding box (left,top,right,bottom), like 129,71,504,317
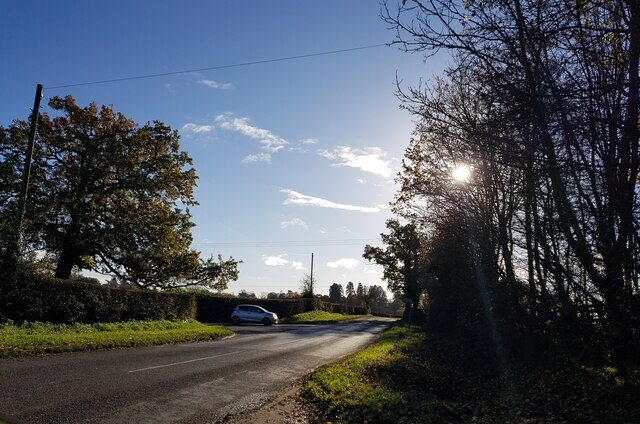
301,138,319,145
180,123,214,134
290,261,304,271
326,258,360,270
242,153,272,163
281,189,386,213
281,218,308,230
216,114,288,153
319,146,392,177
199,79,234,90
263,254,305,271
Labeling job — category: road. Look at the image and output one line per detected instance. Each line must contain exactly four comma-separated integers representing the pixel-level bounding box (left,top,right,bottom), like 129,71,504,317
0,317,395,424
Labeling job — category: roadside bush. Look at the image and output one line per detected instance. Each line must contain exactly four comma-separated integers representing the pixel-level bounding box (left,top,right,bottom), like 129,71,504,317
0,271,195,323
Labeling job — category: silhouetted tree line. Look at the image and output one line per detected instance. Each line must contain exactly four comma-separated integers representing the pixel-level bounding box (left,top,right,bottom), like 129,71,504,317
325,282,400,315
369,0,640,367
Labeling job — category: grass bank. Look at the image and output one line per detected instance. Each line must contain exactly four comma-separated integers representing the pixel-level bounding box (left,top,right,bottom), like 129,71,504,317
0,320,233,358
303,322,423,423
303,322,640,423
280,311,369,324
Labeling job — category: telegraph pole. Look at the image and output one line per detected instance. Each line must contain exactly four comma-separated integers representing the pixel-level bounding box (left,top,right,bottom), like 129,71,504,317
15,83,43,245
310,252,314,295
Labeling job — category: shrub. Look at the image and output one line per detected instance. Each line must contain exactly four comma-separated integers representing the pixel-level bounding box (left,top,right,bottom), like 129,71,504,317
0,271,195,324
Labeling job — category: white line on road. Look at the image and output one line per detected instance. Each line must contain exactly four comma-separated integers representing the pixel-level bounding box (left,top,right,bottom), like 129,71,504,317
127,350,244,373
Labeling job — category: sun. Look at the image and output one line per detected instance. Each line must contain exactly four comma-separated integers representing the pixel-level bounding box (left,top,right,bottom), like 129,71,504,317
451,164,471,182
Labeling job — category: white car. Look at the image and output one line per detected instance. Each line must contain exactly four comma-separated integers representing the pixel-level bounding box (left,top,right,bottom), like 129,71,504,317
230,304,278,325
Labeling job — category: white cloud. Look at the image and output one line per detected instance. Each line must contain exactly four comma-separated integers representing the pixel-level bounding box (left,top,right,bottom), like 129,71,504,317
242,153,272,163
263,255,305,271
264,255,289,266
327,258,360,270
281,218,308,229
281,189,386,213
319,146,392,177
357,178,366,184
180,123,214,134
216,114,288,153
301,138,319,145
199,79,234,90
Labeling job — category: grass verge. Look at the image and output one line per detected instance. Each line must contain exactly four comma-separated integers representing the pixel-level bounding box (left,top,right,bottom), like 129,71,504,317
303,322,425,423
280,311,369,324
0,320,233,358
303,322,640,423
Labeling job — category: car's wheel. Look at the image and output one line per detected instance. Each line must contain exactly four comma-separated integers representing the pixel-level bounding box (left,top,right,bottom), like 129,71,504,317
231,316,240,325
262,317,272,326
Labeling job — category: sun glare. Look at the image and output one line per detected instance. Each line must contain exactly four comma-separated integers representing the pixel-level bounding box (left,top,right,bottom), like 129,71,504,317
451,164,471,182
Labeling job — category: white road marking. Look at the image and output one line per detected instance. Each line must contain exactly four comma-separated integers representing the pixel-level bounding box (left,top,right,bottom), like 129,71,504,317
127,351,244,373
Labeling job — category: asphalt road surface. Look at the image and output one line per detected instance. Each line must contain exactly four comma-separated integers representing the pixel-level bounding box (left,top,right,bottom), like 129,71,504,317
0,317,395,424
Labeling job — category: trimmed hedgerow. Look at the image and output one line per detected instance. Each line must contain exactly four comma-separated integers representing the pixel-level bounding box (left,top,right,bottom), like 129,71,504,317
0,272,195,324
195,295,369,323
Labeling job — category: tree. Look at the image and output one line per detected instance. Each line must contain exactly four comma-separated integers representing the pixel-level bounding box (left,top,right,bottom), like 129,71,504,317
363,219,425,305
345,281,355,305
299,274,314,298
238,290,256,299
367,285,389,313
328,283,343,304
384,0,640,363
0,96,238,290
352,282,364,308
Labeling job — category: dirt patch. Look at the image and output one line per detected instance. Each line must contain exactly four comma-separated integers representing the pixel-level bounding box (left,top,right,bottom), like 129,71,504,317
217,381,319,424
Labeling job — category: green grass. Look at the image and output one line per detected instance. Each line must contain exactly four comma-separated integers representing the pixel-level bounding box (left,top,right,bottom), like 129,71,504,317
0,320,233,358
280,311,369,324
303,322,427,423
304,323,640,424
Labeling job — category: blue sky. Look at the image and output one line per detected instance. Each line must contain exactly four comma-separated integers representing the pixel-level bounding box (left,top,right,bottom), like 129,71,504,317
1,1,447,296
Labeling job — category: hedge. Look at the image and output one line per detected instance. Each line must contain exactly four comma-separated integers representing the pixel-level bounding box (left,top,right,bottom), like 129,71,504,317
0,272,195,324
195,295,369,323
0,269,369,324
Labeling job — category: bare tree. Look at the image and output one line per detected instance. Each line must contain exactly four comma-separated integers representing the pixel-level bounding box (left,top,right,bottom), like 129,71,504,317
386,0,640,363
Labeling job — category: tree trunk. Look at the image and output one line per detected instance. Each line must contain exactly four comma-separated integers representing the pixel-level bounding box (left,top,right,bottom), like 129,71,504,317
55,248,75,279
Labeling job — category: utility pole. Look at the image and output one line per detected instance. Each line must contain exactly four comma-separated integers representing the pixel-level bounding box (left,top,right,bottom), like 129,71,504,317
310,252,314,296
15,83,43,246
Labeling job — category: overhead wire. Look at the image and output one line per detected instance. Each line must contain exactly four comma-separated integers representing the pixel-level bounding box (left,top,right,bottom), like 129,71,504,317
39,43,390,262
45,43,388,90
191,238,383,249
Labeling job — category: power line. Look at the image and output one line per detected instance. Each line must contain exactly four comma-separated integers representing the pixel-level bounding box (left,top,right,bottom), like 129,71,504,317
45,43,388,90
191,239,383,248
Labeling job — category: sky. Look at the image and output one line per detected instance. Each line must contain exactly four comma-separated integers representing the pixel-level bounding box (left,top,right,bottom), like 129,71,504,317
1,1,448,297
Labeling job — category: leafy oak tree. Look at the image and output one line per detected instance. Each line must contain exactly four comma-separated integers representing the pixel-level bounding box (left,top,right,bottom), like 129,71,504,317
0,96,238,290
